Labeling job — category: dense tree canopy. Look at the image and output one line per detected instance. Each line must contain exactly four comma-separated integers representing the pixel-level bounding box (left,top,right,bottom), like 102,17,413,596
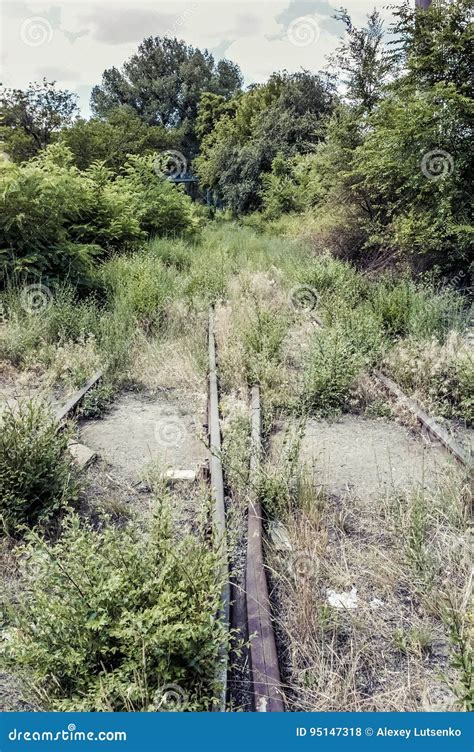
61,106,176,172
91,37,243,157
195,71,336,213
256,0,472,275
0,3,471,281
0,79,78,162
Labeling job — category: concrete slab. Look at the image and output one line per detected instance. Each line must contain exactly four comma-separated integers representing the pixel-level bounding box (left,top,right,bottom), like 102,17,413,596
68,441,97,469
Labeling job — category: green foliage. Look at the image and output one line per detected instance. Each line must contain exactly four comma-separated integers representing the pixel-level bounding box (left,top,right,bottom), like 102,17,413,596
329,9,392,111
118,154,196,237
195,72,335,214
76,382,115,419
0,145,99,287
302,320,380,415
0,400,76,535
261,154,304,219
354,81,473,272
61,107,175,172
5,513,224,710
147,237,193,272
0,145,196,286
391,0,473,97
0,79,79,162
444,604,474,712
257,1,473,276
196,92,237,142
91,37,242,157
0,284,101,366
240,299,289,387
102,251,177,327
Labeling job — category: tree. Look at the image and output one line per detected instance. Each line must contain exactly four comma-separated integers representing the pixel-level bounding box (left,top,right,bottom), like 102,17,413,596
0,79,78,162
195,72,335,213
91,37,242,157
196,92,237,142
390,0,473,97
329,9,392,112
61,107,176,172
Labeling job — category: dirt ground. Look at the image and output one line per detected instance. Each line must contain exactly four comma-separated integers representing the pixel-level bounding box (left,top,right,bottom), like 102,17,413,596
79,388,208,483
274,414,461,501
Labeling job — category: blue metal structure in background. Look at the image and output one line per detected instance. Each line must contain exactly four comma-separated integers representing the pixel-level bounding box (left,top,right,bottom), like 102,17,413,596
168,173,215,207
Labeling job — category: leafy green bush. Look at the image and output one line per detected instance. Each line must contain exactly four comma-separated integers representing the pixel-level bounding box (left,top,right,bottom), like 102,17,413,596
302,310,386,415
261,153,304,218
119,154,197,238
303,327,365,414
0,146,99,287
5,513,224,710
0,145,197,287
0,400,76,535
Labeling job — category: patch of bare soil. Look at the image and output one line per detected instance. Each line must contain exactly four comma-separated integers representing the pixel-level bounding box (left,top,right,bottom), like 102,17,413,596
0,362,60,414
290,414,460,500
79,389,207,483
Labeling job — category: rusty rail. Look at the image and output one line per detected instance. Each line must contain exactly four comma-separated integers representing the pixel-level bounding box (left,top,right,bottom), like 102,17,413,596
208,308,230,710
374,370,471,468
55,371,104,425
246,384,285,712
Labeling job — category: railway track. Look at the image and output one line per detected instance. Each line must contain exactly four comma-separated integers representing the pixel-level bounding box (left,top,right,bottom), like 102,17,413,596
51,310,471,714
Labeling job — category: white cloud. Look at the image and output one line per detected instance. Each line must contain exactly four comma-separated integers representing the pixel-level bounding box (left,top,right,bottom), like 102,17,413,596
1,0,398,116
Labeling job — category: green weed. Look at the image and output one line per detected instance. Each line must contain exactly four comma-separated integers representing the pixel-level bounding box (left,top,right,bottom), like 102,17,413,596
0,399,76,535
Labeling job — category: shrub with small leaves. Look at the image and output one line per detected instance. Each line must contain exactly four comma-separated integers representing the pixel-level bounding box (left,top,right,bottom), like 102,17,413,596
4,513,224,710
0,399,76,535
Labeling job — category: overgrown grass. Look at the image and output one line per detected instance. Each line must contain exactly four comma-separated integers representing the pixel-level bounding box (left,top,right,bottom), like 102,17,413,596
0,399,76,535
0,219,471,716
263,430,471,711
383,332,474,425
1,223,469,421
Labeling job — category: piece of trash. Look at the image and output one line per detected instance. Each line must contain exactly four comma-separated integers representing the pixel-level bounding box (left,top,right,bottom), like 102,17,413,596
327,587,358,609
370,598,384,609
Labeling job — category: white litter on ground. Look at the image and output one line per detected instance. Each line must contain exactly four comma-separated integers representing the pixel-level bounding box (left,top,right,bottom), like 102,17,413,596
327,587,358,609
370,598,384,609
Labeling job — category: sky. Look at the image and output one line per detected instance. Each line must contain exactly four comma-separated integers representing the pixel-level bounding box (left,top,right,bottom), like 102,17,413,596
1,0,396,117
